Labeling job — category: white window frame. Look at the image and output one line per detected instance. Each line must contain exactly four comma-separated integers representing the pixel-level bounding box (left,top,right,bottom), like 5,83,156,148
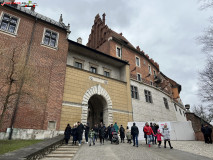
116,46,122,58
137,73,142,81
135,56,140,67
148,65,152,75
41,28,59,49
0,11,20,36
153,70,156,77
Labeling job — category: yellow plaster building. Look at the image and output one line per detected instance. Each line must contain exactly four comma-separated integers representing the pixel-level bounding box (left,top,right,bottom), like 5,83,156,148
59,40,132,130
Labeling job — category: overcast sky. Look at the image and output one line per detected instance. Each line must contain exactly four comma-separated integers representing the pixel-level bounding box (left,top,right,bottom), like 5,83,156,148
23,0,213,108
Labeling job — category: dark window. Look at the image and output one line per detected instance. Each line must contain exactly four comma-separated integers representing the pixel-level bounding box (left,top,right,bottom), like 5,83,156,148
90,67,97,73
116,47,121,58
174,104,177,111
144,90,152,103
0,13,18,33
150,81,153,85
163,97,169,109
154,70,156,76
136,57,140,66
74,62,82,69
137,74,141,81
43,29,58,47
104,71,110,77
131,85,138,99
179,109,182,115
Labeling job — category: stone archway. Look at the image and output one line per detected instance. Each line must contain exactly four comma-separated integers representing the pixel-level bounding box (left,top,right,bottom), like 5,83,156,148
81,84,113,125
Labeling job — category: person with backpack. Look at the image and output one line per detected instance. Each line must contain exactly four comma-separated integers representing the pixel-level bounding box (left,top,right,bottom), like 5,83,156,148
131,122,139,147
162,124,173,149
119,125,125,143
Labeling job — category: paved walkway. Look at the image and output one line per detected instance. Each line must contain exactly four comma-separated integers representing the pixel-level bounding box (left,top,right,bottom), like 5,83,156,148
72,141,212,160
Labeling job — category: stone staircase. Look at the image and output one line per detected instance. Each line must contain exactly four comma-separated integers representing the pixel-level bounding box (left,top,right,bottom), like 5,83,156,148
41,141,80,160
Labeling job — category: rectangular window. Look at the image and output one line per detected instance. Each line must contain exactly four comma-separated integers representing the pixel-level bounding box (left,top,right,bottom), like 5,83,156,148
131,85,139,99
174,104,177,111
144,60,146,65
90,66,97,73
137,73,141,81
148,65,152,74
116,47,122,58
0,13,19,34
163,97,169,109
153,70,156,76
150,81,153,85
144,90,152,103
74,62,82,69
104,71,110,77
42,29,58,48
136,57,140,67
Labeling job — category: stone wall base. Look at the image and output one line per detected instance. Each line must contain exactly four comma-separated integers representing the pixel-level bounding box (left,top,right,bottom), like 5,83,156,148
0,128,64,140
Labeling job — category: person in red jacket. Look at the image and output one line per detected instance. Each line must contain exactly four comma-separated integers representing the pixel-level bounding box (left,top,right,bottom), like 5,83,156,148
143,122,154,147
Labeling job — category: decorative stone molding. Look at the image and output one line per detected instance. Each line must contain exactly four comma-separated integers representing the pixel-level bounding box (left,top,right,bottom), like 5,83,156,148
81,84,113,124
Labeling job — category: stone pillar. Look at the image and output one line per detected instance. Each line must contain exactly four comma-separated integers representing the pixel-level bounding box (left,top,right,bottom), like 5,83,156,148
81,106,88,125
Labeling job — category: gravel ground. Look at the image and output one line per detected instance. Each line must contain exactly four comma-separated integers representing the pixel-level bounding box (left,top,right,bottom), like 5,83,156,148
171,141,213,159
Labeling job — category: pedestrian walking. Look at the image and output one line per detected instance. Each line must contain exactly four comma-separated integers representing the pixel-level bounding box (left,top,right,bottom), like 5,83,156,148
131,122,139,147
64,124,71,144
84,123,90,144
71,124,77,145
119,125,125,143
110,124,115,143
155,129,163,148
162,124,173,149
126,126,132,144
143,126,147,144
99,123,105,145
93,124,99,142
143,122,154,148
153,124,159,144
77,121,84,146
88,128,95,146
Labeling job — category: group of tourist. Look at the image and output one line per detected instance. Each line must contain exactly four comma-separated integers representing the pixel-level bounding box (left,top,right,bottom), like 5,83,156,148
64,121,174,149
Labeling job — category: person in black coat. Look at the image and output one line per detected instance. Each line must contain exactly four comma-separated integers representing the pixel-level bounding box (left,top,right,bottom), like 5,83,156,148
119,125,125,143
109,124,115,143
203,124,212,144
77,122,84,146
93,124,99,142
84,123,90,144
131,122,139,147
99,124,105,145
71,125,77,145
64,124,71,144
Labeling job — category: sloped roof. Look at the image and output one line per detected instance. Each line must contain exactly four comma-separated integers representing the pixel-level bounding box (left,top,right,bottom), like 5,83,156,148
3,4,69,30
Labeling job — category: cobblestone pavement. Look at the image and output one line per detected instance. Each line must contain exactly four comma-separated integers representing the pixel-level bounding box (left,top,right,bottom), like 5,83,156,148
171,141,213,159
72,140,212,160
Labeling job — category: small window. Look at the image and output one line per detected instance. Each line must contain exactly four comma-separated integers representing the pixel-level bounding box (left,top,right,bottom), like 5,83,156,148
148,65,152,74
137,73,141,81
131,85,139,99
42,29,58,48
174,104,177,111
116,46,122,58
144,60,146,65
153,70,156,76
90,66,97,73
74,62,82,69
104,71,110,77
150,81,153,85
144,90,152,103
179,109,182,115
163,97,169,109
136,57,140,67
0,13,19,34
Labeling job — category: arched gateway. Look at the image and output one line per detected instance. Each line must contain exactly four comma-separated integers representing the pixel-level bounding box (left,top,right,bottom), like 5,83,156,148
81,84,113,127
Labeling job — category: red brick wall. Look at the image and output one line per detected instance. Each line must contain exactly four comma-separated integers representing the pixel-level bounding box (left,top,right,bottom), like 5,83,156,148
0,6,68,131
